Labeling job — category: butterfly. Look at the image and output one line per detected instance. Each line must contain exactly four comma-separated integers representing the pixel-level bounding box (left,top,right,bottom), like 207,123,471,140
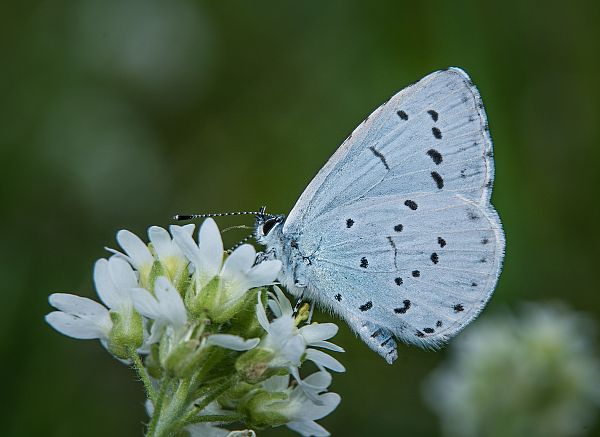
254,67,505,364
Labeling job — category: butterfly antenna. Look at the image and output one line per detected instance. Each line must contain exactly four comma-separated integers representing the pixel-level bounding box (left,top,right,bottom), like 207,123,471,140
226,233,254,254
221,225,254,233
173,207,277,221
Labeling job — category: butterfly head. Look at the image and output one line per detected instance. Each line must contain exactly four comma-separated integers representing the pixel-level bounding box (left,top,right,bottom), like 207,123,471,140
254,207,285,245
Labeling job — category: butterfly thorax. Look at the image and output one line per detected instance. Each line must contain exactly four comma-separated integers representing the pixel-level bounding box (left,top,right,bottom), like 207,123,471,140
255,215,309,297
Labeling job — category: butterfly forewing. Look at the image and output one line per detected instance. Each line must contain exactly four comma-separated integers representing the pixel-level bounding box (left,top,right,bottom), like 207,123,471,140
284,68,495,236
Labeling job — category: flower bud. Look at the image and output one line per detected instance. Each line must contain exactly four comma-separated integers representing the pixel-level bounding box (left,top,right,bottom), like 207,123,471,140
242,390,289,429
235,348,277,384
162,339,211,378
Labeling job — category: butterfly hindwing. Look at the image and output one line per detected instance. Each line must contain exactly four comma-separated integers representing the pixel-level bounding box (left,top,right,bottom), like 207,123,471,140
301,192,503,349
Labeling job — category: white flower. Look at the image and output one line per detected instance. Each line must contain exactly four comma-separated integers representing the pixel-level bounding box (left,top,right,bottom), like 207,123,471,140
171,218,282,320
46,257,137,341
132,277,188,331
110,224,194,285
424,303,600,437
46,257,144,357
132,276,259,351
260,372,341,437
256,287,345,374
45,293,112,340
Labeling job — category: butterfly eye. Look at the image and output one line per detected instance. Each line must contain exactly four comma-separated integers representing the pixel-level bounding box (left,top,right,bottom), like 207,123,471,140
262,218,279,235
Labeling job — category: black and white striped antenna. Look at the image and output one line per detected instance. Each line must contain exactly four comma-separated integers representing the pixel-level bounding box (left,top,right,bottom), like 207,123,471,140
173,206,275,221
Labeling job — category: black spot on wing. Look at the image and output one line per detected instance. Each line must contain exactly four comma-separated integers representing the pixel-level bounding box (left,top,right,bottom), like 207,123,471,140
431,171,444,189
394,277,403,286
427,109,439,122
397,110,408,120
335,293,342,302
404,200,418,210
360,257,369,268
394,224,403,232
426,149,443,165
437,237,446,248
369,146,390,170
431,253,439,264
432,127,442,139
423,327,435,334
346,219,354,228
412,270,420,278
453,304,464,313
436,320,442,327
359,301,373,312
394,299,411,314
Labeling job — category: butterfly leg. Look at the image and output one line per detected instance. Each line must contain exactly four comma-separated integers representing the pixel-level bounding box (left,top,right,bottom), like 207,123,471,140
346,318,398,364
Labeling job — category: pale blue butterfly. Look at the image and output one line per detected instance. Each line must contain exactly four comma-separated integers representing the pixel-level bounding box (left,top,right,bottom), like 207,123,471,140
250,68,505,364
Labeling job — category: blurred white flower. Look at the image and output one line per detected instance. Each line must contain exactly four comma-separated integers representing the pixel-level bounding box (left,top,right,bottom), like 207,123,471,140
424,303,600,437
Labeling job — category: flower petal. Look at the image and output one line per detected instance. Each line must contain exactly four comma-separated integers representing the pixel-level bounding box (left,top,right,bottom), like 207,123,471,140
287,420,330,437
272,286,293,317
45,310,110,339
131,288,161,320
262,374,290,392
220,244,255,281
256,291,270,332
206,334,260,351
116,229,153,270
302,371,332,391
299,323,338,344
305,349,345,372
148,226,174,260
154,277,187,327
93,259,120,308
309,341,345,353
108,257,138,290
197,218,224,279
49,293,109,319
245,260,282,289
171,226,201,263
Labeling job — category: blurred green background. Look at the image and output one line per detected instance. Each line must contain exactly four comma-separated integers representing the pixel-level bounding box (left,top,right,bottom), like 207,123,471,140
2,0,599,436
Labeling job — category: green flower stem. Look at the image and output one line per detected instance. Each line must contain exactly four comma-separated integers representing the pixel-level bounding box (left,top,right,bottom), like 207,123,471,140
147,376,172,437
129,348,157,404
152,378,193,437
185,414,244,425
179,376,240,428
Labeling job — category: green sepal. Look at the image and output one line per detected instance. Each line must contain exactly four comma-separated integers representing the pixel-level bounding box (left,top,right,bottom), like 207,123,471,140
146,260,166,291
186,276,219,318
242,390,289,429
145,343,163,379
107,307,143,359
235,348,276,384
228,289,265,338
163,339,208,378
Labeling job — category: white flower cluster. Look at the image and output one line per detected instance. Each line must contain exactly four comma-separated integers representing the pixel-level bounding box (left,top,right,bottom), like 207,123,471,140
425,303,600,437
46,219,343,437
